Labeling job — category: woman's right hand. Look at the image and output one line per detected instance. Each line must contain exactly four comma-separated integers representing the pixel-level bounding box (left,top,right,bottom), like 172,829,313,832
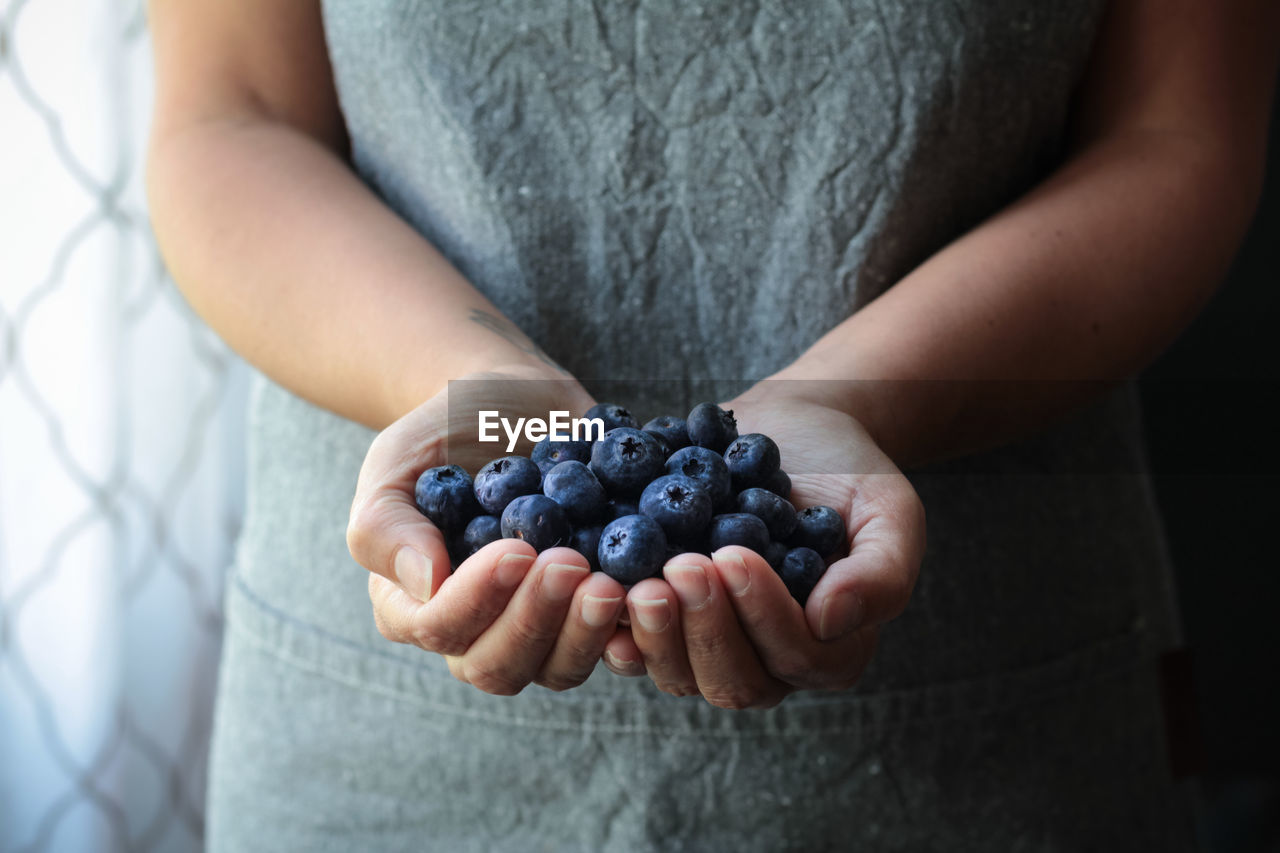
346,365,628,694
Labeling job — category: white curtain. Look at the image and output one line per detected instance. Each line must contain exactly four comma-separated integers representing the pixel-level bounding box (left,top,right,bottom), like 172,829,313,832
1,1,246,851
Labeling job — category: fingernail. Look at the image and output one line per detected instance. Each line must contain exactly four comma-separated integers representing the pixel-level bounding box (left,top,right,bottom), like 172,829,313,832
665,563,710,611
819,590,864,641
603,649,643,676
496,552,534,587
394,547,433,602
543,563,590,602
714,551,751,597
632,598,671,633
581,594,623,628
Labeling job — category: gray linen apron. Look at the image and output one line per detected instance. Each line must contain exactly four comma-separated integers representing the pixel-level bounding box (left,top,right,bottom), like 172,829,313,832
205,2,1196,849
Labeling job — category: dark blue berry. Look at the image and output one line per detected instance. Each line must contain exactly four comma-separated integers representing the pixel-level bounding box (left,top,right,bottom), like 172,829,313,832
474,455,542,516
414,465,482,534
686,402,738,453
706,513,770,555
598,514,668,585
763,540,790,572
542,460,608,524
461,514,502,557
664,446,732,509
724,433,781,491
584,402,639,433
736,487,798,541
500,494,570,552
531,436,593,476
765,468,792,499
589,428,667,498
446,535,470,572
642,415,691,454
642,430,673,461
780,547,826,605
788,505,847,558
639,474,713,543
606,498,640,521
569,524,604,573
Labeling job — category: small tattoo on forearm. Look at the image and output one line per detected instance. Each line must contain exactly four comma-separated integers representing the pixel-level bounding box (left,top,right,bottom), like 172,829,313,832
468,308,568,374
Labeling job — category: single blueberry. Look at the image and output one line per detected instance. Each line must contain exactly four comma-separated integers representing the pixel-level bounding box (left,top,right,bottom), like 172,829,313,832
780,547,826,605
788,505,848,558
542,460,608,524
598,514,669,585
724,433,781,492
569,524,605,573
639,474,713,543
706,513,770,555
686,402,738,453
589,427,667,498
414,465,482,534
446,534,470,573
642,430,673,461
664,446,732,509
531,436,593,476
584,402,639,433
763,540,790,572
737,487,798,541
500,494,570,552
606,498,640,521
765,468,792,499
642,415,691,454
474,455,542,516
461,514,503,557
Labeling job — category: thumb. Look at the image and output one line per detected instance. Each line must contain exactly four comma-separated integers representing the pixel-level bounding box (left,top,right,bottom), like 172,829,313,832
348,486,453,603
348,395,453,602
806,479,926,641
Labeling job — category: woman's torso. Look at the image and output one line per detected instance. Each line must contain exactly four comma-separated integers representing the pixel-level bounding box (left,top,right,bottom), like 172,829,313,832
214,2,1191,847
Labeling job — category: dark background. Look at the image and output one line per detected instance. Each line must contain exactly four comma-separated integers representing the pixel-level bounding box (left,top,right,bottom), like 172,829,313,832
1138,87,1280,851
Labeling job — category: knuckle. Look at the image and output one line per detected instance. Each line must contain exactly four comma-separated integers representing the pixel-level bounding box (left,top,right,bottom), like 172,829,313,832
462,661,525,696
684,629,733,664
408,622,466,657
346,502,384,564
372,610,404,645
505,615,560,649
538,669,590,693
703,686,760,711
657,680,701,698
770,649,817,685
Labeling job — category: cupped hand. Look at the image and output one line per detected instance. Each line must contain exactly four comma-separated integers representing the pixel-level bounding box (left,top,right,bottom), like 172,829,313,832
347,365,628,694
602,393,926,709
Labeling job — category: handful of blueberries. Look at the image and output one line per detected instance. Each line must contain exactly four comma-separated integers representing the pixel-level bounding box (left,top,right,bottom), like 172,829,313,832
414,402,846,605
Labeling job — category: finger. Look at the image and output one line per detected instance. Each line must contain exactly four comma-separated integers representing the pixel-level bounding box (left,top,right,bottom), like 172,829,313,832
347,397,453,602
601,627,646,677
709,547,869,690
368,571,426,645
808,475,926,642
535,572,627,691
663,554,788,710
626,578,699,697
410,539,536,655
456,547,592,695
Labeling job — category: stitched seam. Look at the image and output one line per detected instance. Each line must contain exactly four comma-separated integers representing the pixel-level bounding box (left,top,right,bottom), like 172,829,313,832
226,591,1161,735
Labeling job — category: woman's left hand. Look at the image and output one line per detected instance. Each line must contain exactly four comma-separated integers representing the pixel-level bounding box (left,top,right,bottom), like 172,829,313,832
601,390,926,709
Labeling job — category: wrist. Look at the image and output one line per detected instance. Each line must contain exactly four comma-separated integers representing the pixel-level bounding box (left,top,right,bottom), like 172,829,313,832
750,359,943,469
378,345,575,430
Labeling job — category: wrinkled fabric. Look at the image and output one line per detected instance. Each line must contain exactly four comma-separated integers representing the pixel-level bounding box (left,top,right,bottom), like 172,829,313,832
206,2,1196,850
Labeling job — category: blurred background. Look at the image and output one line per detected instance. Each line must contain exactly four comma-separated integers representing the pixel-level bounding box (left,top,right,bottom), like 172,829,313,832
0,2,1275,852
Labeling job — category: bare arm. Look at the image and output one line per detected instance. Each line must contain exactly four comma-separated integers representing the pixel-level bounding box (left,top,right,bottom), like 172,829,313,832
764,0,1280,467
145,0,561,431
